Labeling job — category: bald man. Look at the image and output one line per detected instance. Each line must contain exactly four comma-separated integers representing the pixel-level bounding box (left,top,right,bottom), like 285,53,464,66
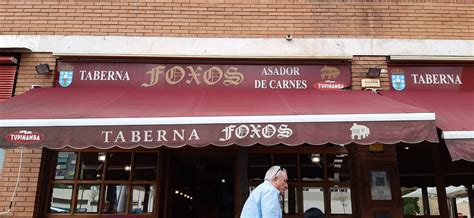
240,166,288,218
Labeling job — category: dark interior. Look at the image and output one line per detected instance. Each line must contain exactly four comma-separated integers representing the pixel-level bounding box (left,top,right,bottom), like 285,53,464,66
169,153,234,218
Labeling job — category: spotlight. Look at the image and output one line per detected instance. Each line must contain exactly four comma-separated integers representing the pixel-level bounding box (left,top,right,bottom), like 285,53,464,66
367,68,381,78
35,63,51,74
310,154,321,163
98,153,106,162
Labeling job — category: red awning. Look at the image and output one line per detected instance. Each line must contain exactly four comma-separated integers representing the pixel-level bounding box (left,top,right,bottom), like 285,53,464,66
0,88,438,149
382,91,474,161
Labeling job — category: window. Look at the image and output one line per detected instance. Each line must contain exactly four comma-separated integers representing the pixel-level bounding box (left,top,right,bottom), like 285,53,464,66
0,65,18,100
76,185,100,213
0,149,4,170
47,151,159,216
247,147,352,216
446,185,470,218
398,144,474,217
331,186,352,214
401,185,440,216
303,187,324,213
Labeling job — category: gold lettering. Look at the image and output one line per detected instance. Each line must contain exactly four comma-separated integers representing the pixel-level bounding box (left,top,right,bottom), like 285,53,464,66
166,66,185,85
186,66,202,85
203,66,223,85
142,65,165,87
223,67,244,86
143,65,245,87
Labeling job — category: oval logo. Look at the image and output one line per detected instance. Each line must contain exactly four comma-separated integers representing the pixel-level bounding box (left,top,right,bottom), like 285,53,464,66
314,81,346,91
5,130,45,144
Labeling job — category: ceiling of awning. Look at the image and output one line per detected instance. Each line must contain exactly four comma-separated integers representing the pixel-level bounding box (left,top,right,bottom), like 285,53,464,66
0,88,438,149
381,91,474,162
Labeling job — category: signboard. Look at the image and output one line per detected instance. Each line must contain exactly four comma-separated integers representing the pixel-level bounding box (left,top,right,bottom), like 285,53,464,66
361,78,381,88
0,119,438,149
56,62,351,91
369,143,384,153
5,130,45,144
388,65,474,91
370,170,392,200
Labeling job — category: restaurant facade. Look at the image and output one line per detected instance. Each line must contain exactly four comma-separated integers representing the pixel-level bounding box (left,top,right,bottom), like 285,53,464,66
0,1,473,218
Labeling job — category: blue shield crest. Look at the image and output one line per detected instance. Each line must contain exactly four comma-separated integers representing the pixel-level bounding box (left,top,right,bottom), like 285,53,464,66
59,71,73,87
391,74,405,91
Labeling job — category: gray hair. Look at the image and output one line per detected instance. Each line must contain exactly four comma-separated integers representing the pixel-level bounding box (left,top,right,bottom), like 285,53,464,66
264,165,286,181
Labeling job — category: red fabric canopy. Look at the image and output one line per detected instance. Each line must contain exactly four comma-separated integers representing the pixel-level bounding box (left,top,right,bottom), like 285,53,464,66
0,88,438,149
382,91,474,161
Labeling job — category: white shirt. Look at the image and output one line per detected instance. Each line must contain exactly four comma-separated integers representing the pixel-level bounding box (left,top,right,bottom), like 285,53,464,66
240,180,282,218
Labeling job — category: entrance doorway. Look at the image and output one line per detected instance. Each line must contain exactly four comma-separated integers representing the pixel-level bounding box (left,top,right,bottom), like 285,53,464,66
166,152,235,218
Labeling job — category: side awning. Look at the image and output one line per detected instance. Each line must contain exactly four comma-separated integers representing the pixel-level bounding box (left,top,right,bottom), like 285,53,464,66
0,88,438,149
382,91,474,161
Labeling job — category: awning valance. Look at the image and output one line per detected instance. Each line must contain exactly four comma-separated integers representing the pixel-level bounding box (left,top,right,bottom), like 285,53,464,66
0,88,438,149
381,91,474,161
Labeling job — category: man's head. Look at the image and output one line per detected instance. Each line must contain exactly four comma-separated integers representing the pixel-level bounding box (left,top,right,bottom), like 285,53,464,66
304,207,324,218
264,165,288,195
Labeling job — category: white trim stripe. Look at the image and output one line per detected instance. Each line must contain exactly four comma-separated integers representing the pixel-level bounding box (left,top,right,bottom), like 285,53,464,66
0,113,435,127
390,55,474,61
442,131,474,139
1,35,473,57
